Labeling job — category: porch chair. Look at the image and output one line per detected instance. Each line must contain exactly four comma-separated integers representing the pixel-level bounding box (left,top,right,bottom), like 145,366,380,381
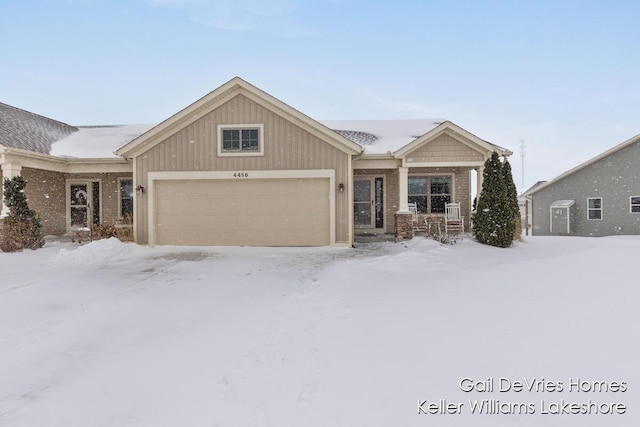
444,202,464,234
408,202,419,230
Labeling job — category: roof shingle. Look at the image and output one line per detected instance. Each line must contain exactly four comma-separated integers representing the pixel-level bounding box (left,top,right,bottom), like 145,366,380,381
0,102,78,154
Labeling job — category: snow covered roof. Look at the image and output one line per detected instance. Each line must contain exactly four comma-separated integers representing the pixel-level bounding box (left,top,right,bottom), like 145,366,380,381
550,200,575,208
57,119,502,159
0,102,78,154
320,119,444,154
51,119,505,158
51,124,156,158
0,102,153,158
1,99,504,160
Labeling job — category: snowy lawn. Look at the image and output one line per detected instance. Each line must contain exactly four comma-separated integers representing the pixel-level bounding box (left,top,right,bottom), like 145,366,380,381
0,235,637,427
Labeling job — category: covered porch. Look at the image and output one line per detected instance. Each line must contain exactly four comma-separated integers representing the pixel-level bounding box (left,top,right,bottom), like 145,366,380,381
0,146,133,236
353,163,484,240
350,121,511,240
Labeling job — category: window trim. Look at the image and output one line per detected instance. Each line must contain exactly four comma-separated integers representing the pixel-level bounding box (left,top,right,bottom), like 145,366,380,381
118,177,134,220
631,196,640,214
217,124,264,157
408,174,454,214
587,197,603,220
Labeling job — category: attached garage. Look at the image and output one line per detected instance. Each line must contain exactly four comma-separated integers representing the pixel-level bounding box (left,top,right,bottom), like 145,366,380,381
148,171,335,247
117,78,361,247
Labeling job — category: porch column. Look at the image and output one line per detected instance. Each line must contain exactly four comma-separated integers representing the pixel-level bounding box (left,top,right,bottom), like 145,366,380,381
397,166,409,212
1,163,22,217
395,166,413,239
475,165,484,202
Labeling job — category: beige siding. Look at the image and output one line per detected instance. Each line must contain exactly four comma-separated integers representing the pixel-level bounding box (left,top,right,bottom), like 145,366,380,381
406,132,484,163
135,94,351,244
22,168,66,235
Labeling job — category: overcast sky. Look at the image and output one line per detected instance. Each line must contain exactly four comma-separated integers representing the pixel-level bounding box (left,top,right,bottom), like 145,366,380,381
1,0,638,192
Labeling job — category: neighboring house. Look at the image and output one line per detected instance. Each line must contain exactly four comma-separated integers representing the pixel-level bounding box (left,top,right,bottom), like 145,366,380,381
1,77,511,246
523,134,640,236
518,180,546,235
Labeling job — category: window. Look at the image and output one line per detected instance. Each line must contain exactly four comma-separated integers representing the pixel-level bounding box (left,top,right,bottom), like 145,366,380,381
218,124,264,156
587,197,602,220
631,196,640,213
222,129,259,151
119,178,133,219
92,181,100,225
408,176,452,213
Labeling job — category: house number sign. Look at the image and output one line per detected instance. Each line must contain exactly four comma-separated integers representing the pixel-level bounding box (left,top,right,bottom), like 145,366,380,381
233,172,249,178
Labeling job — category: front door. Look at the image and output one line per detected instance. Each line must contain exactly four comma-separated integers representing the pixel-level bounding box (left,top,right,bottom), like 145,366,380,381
354,177,384,229
551,207,569,234
69,181,100,229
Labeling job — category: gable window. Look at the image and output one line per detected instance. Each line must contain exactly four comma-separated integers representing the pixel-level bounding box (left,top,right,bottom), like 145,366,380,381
631,196,640,213
218,124,264,156
408,175,452,213
587,197,602,220
119,178,133,219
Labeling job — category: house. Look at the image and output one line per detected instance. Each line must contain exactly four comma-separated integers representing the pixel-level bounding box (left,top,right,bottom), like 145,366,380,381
523,134,640,236
0,102,149,236
518,180,546,235
1,77,511,247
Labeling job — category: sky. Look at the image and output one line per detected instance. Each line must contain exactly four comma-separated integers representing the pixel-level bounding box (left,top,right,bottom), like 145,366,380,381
1,0,639,192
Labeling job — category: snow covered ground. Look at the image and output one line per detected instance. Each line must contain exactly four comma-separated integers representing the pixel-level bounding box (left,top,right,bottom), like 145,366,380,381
0,235,637,427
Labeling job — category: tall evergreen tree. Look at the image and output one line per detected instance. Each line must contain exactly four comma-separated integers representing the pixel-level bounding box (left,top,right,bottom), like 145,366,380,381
501,159,521,240
473,152,514,248
1,176,45,252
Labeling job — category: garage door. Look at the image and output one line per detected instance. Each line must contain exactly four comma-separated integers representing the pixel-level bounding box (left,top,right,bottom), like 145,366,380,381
154,178,331,246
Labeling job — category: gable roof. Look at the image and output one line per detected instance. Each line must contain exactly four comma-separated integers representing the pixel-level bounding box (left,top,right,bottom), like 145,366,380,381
116,77,364,158
2,81,510,161
520,180,547,197
393,120,511,158
525,133,640,196
0,102,78,154
320,119,444,154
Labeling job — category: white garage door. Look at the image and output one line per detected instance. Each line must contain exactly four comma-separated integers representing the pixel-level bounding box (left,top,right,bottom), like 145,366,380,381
154,178,331,246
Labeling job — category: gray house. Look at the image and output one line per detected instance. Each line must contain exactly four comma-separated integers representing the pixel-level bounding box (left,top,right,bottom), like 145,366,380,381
524,134,640,236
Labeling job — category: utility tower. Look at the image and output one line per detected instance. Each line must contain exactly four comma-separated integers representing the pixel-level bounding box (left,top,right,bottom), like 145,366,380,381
519,139,526,190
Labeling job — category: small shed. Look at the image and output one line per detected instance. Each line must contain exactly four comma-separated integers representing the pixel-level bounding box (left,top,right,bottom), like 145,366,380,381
550,200,575,234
